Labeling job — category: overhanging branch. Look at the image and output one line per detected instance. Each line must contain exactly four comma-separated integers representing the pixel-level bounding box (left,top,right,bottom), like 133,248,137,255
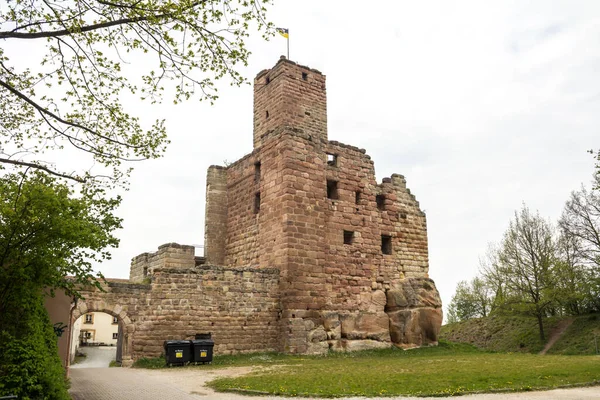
0,157,85,183
0,0,206,40
0,79,136,148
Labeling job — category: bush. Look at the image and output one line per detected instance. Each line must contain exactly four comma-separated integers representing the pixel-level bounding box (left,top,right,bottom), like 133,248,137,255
0,290,70,400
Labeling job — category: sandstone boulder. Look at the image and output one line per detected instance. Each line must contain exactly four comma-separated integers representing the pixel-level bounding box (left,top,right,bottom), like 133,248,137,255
343,339,391,352
341,312,390,341
323,312,341,340
322,312,340,330
307,341,329,355
360,289,387,313
308,326,328,343
388,307,442,347
328,339,391,352
386,278,442,310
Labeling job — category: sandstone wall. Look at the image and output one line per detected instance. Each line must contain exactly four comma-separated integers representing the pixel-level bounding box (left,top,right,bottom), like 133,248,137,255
82,244,281,361
253,57,327,149
204,166,228,265
129,243,195,282
201,58,442,354
271,133,440,353
222,153,260,267
250,59,439,353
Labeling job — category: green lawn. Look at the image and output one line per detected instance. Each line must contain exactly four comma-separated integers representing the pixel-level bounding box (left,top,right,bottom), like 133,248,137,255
203,342,600,397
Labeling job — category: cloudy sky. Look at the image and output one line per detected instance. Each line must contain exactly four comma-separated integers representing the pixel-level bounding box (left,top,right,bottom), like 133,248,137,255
92,0,599,316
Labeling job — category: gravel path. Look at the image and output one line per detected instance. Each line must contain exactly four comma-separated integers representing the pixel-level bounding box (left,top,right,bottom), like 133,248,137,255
70,346,117,369
69,365,600,400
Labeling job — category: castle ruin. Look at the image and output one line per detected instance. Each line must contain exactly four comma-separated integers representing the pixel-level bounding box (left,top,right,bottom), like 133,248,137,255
74,57,442,363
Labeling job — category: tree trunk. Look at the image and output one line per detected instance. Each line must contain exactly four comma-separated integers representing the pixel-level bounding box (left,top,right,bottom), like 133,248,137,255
537,314,545,342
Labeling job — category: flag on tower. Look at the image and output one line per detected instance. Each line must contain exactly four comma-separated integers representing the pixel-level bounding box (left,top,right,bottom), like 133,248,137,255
276,27,289,38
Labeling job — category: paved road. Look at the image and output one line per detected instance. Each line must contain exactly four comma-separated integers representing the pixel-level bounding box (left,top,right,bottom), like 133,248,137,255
70,346,117,369
69,366,600,400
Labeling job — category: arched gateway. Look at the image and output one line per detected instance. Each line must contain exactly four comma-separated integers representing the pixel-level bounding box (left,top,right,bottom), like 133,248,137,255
71,300,136,366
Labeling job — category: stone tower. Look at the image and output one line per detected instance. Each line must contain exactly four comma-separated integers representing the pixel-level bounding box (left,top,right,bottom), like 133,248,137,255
205,57,442,353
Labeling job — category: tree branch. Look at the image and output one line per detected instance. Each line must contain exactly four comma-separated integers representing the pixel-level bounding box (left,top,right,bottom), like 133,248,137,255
0,78,136,148
0,158,84,183
0,1,206,40
1,15,153,40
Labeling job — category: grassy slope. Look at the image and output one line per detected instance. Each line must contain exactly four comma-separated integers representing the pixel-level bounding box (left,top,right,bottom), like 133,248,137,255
440,313,600,355
548,314,600,355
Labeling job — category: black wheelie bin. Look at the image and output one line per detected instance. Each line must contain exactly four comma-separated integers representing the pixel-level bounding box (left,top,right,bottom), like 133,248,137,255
164,340,191,366
191,333,214,364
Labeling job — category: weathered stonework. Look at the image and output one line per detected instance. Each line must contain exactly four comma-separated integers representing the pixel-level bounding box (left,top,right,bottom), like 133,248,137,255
203,57,442,354
78,57,442,363
78,243,280,362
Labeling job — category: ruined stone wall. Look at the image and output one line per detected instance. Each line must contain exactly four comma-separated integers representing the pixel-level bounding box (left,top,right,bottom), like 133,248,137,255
244,59,441,353
144,265,280,355
129,253,148,283
222,153,260,267
79,244,282,361
129,243,195,282
204,166,228,265
267,132,440,353
205,128,298,273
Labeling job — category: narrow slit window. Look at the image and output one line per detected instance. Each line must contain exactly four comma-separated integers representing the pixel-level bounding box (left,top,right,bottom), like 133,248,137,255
326,179,339,200
326,153,338,167
265,110,269,119
381,235,392,255
302,72,308,81
355,191,361,205
254,192,261,214
343,230,354,245
266,76,271,84
254,162,261,183
376,194,386,210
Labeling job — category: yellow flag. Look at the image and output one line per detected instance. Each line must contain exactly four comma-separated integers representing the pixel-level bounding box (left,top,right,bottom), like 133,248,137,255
276,28,289,39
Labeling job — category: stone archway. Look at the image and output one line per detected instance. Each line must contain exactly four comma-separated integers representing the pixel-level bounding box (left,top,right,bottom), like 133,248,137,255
71,300,136,367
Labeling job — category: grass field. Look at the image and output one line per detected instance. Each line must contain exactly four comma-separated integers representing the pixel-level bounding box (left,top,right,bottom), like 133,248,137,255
131,341,598,397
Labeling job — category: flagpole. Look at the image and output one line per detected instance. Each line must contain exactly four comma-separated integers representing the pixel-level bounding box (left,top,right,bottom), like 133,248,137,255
287,34,290,60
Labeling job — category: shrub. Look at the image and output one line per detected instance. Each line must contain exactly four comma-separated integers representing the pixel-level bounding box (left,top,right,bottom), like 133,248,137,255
0,290,70,399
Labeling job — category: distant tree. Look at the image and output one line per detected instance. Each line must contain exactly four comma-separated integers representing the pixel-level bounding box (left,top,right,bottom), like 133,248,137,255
479,243,505,313
470,277,492,318
0,0,273,187
552,232,588,315
447,281,476,324
447,277,492,323
495,206,557,341
593,149,600,190
559,178,600,312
